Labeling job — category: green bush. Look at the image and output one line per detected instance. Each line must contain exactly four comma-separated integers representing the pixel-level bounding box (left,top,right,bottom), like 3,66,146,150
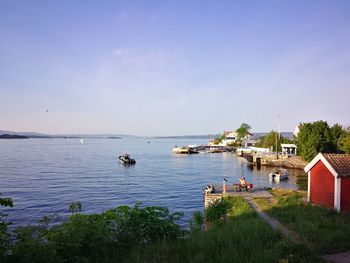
205,199,230,222
6,203,185,263
189,211,204,233
0,193,13,259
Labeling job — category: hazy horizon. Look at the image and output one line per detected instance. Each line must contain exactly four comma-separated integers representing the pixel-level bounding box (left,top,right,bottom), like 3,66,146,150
0,128,296,138
1,1,350,136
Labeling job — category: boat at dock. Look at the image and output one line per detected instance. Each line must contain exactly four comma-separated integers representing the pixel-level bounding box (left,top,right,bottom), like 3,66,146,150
172,144,232,154
172,146,199,154
269,168,289,181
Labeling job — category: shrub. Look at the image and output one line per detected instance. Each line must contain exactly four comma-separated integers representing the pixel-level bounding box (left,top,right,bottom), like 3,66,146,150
0,193,13,259
205,198,230,222
6,203,185,262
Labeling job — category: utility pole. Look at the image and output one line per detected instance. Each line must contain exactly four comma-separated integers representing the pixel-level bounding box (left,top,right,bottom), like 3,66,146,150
276,114,280,160
275,130,278,159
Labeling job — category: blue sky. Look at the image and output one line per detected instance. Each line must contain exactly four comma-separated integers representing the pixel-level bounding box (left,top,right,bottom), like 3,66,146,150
1,1,349,136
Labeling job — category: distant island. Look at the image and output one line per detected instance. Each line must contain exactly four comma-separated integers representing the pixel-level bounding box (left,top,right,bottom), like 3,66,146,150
0,134,29,139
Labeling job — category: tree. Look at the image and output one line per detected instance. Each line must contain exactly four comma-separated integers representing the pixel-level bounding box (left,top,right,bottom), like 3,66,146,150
296,121,344,162
235,123,252,145
330,124,345,151
338,132,350,154
255,130,292,152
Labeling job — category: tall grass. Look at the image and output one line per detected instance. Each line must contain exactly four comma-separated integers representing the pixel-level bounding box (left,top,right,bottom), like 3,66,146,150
1,195,321,262
125,197,318,263
256,189,350,254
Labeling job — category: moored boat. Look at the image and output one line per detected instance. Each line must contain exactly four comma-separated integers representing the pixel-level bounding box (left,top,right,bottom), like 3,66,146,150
204,184,215,194
172,145,199,154
269,168,289,181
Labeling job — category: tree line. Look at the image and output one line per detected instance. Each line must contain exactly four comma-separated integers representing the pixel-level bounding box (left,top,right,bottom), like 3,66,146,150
296,121,350,162
215,120,350,162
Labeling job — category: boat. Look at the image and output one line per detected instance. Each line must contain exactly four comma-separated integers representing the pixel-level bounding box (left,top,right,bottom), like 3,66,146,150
204,184,215,194
119,153,136,165
172,145,199,154
80,138,85,144
269,168,289,181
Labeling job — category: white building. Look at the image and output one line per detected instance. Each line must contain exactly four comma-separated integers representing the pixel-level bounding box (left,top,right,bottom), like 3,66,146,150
221,131,238,146
281,144,297,155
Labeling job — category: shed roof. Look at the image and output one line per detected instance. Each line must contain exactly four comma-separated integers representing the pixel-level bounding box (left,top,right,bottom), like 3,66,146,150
304,153,350,177
281,144,297,148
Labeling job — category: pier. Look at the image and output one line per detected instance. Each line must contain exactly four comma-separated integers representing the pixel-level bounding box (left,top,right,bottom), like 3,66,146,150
240,153,307,169
204,185,273,208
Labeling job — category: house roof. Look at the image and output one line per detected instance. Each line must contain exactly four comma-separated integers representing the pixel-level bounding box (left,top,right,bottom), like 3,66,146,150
281,144,297,148
304,153,350,177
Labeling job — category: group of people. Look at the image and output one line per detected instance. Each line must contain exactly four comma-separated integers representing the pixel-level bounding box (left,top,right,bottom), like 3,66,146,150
204,177,250,194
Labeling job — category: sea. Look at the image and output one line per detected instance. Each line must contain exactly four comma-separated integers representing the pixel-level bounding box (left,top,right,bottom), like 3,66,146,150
0,138,306,228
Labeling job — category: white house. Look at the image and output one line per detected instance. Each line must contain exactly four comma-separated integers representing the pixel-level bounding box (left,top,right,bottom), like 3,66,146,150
221,131,238,146
281,144,297,155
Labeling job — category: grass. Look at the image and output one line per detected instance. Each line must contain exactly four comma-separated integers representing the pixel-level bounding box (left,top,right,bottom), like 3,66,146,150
254,189,350,255
125,197,319,263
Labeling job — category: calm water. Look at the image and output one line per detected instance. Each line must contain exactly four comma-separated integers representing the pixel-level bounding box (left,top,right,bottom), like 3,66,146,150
0,138,305,227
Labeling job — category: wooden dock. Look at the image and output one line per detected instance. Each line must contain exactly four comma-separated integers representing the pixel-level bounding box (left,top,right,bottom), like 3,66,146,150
204,187,273,208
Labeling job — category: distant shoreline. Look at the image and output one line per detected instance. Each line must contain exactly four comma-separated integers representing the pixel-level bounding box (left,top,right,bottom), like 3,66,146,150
0,134,29,139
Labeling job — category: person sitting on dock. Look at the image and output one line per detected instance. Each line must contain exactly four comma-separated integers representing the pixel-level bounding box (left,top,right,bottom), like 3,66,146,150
239,177,247,191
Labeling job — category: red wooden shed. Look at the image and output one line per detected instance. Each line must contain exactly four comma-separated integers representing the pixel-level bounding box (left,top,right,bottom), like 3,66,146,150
304,153,350,212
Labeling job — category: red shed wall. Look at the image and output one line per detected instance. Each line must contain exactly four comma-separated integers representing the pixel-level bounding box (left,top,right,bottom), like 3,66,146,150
310,160,334,209
341,177,350,211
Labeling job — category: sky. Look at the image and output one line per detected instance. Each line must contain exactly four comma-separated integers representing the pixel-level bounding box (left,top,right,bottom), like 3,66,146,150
1,0,350,136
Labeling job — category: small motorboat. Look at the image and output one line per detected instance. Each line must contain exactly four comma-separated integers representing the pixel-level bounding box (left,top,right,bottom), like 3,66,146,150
119,153,136,165
204,184,215,194
269,168,289,181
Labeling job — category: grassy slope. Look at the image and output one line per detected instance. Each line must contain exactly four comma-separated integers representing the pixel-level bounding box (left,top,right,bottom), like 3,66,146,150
126,197,318,263
254,189,350,254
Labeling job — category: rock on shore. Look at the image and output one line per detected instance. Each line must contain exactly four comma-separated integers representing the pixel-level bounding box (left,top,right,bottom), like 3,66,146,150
268,156,307,169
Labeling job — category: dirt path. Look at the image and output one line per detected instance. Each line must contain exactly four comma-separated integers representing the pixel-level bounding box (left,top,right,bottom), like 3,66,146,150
244,197,309,246
245,197,350,263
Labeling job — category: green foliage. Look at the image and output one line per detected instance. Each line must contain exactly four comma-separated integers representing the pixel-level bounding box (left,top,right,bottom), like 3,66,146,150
68,201,82,214
0,193,13,259
205,198,230,222
213,134,226,145
338,132,350,153
266,190,350,254
235,123,251,144
125,197,318,262
0,195,13,208
1,195,323,262
255,130,292,151
189,211,204,233
6,203,185,263
296,121,345,161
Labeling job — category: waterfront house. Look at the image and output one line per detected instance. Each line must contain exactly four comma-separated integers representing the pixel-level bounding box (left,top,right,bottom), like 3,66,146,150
304,153,350,212
221,131,237,146
281,144,297,155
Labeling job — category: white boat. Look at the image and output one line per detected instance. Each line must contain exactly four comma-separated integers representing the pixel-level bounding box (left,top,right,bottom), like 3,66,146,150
269,168,289,181
204,184,215,194
80,138,85,144
172,146,199,154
